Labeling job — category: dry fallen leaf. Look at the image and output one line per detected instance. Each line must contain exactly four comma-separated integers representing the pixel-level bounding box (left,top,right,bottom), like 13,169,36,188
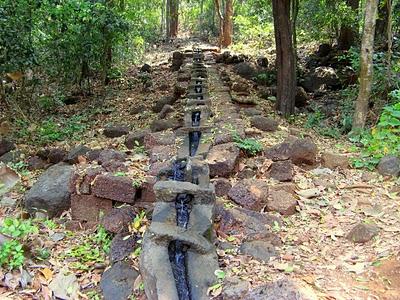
40,268,53,282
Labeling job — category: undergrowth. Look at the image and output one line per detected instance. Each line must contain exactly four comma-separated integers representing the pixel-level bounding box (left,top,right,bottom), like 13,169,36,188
15,114,88,146
350,101,400,170
233,134,263,156
0,218,38,270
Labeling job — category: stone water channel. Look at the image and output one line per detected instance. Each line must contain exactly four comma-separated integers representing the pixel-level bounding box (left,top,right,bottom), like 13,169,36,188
140,48,219,300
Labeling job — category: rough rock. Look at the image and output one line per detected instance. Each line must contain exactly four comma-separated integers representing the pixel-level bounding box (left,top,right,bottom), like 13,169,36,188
144,131,175,150
70,166,104,195
86,149,102,162
174,83,187,99
140,63,152,73
228,179,269,211
290,138,317,165
0,138,15,156
302,66,340,92
102,160,128,173
377,155,400,177
232,82,250,94
100,261,139,300
110,233,136,263
150,119,179,132
243,107,262,116
237,168,256,179
102,206,136,233
103,125,129,138
0,150,21,164
171,51,185,71
267,190,297,216
245,278,310,300
98,149,127,165
25,163,73,218
177,72,191,82
250,116,279,132
216,204,282,241
317,43,332,57
257,56,269,68
149,145,175,163
124,129,151,149
159,104,175,119
65,145,90,164
207,143,240,178
240,240,276,262
48,148,67,164
71,194,112,222
211,178,232,197
265,142,291,161
140,177,157,202
295,86,309,107
152,96,175,113
269,183,297,195
92,175,136,203
234,62,257,79
222,278,250,300
27,156,48,170
321,152,349,169
347,223,379,243
269,160,294,182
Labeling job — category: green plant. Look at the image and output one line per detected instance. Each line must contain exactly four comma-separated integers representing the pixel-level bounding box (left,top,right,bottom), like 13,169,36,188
350,102,400,169
0,218,38,269
66,225,112,270
8,161,30,176
0,240,25,269
133,141,146,155
0,218,38,238
233,134,263,156
43,219,57,230
35,248,51,261
208,269,226,296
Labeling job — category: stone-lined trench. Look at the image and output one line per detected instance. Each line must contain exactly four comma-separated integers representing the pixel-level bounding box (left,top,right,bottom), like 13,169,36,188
140,48,219,300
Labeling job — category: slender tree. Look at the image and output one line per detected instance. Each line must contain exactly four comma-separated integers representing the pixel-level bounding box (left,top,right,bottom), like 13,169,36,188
375,0,392,47
352,0,379,130
272,0,296,117
214,0,233,47
170,0,179,38
223,0,233,47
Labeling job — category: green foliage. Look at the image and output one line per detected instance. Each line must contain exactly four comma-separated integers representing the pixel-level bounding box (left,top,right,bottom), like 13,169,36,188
299,0,358,42
234,135,263,156
0,240,25,270
254,71,276,86
0,218,38,270
0,218,38,238
66,225,112,270
1,0,163,110
351,102,400,170
16,114,87,145
233,14,274,50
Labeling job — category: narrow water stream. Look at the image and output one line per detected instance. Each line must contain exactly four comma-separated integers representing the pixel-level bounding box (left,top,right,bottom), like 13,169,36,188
168,109,203,300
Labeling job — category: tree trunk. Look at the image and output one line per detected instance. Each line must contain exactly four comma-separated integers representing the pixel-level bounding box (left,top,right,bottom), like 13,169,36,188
166,0,170,39
375,0,392,48
272,0,296,118
169,0,179,38
161,0,166,36
222,0,233,47
352,0,378,130
214,0,224,47
338,0,360,50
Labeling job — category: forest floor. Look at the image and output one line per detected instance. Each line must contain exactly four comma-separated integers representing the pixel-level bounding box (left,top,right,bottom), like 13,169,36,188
1,38,400,300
